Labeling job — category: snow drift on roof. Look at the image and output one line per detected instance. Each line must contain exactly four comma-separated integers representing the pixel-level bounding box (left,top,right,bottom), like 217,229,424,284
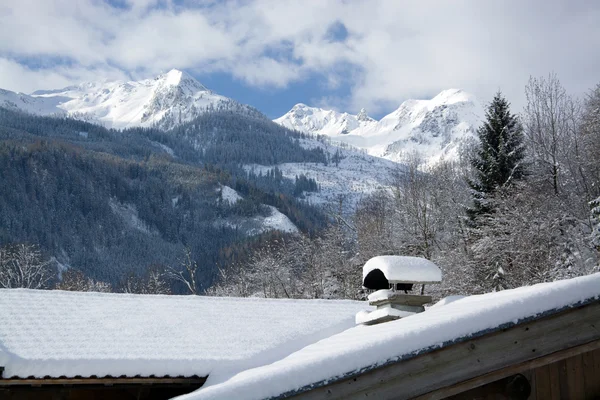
183,273,600,400
0,290,368,380
363,256,442,284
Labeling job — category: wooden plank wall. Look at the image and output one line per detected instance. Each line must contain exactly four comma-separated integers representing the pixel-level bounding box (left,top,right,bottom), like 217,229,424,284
531,347,600,400
449,347,600,400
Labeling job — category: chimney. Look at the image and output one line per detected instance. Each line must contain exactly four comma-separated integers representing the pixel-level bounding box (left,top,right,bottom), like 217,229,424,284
356,256,442,326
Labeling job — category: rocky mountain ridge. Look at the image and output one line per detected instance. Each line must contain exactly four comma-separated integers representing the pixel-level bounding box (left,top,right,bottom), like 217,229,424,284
275,89,485,163
0,69,253,130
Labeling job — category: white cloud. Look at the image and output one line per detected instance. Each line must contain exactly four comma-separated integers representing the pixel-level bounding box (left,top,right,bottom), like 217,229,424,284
0,58,128,93
228,57,303,88
1,0,599,114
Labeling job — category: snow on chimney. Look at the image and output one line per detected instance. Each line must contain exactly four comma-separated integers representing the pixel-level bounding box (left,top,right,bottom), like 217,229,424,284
356,256,442,325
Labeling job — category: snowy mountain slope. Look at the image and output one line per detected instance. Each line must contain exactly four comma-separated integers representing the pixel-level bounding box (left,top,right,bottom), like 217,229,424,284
0,88,65,115
246,137,401,212
216,185,299,235
0,69,252,130
275,89,484,163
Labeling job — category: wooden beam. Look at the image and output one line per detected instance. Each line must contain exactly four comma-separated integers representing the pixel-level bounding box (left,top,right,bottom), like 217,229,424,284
0,376,207,387
414,339,600,400
287,301,600,400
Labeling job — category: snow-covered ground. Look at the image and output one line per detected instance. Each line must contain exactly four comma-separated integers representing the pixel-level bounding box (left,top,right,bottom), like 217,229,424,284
0,289,369,381
275,89,484,164
0,69,245,129
182,272,600,400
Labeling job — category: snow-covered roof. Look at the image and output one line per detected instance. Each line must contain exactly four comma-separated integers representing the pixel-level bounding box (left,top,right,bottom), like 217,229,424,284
0,290,367,380
362,256,442,285
184,273,600,400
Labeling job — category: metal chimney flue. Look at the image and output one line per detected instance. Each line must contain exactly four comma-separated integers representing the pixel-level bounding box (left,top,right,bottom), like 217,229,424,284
356,256,442,326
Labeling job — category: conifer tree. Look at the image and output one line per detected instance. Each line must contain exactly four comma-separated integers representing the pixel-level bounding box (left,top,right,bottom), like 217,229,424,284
468,92,526,219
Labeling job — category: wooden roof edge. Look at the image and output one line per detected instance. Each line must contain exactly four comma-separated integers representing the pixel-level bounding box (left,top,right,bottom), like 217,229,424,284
278,296,600,399
412,338,600,400
0,375,207,387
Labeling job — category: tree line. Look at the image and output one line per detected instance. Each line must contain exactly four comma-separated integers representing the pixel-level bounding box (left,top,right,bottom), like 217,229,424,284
209,74,600,300
2,74,598,299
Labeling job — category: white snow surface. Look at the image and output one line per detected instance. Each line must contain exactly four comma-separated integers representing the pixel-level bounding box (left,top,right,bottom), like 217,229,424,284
0,290,368,380
0,69,245,130
354,307,415,325
429,295,468,309
274,89,484,164
363,256,442,284
259,206,299,234
182,273,600,400
366,289,395,302
219,185,243,204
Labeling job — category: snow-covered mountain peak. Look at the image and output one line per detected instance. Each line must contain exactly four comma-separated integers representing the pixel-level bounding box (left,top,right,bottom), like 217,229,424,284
291,103,309,110
430,88,477,107
274,89,484,163
0,69,248,130
275,104,378,136
356,108,373,122
288,103,318,117
155,69,208,93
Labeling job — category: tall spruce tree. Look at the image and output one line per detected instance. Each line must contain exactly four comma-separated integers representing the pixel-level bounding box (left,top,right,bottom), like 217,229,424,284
468,92,526,220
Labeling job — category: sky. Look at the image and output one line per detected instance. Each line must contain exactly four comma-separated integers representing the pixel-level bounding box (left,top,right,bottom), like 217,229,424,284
0,0,599,119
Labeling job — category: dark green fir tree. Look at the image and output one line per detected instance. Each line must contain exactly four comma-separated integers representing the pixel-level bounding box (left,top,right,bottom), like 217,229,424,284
467,92,526,221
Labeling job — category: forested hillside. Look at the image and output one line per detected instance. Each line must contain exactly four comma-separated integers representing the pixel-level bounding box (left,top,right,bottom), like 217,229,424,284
0,107,327,292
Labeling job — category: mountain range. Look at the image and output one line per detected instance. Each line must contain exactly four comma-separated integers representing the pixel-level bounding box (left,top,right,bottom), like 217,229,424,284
0,69,254,130
274,89,484,163
1,69,484,164
0,69,486,291
0,69,401,216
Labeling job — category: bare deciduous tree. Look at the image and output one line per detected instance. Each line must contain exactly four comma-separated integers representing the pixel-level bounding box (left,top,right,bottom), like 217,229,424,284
524,73,582,195
120,265,171,295
0,244,56,289
391,155,443,259
56,269,111,292
167,247,200,295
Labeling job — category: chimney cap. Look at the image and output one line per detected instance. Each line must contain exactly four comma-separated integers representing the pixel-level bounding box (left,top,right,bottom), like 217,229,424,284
362,256,442,289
